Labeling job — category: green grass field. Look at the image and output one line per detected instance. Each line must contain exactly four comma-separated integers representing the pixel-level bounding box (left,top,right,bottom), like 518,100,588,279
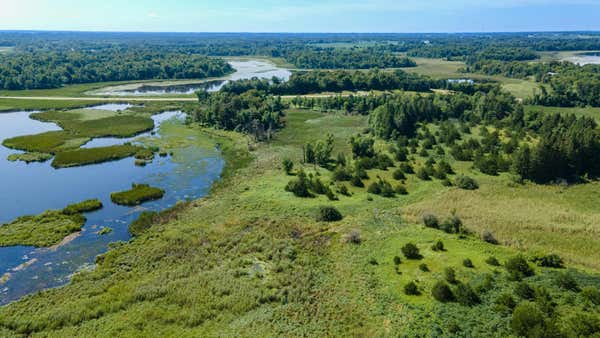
406,57,540,99
2,108,599,336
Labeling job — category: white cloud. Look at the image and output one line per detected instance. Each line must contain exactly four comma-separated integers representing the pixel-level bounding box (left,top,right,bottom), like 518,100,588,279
148,11,159,18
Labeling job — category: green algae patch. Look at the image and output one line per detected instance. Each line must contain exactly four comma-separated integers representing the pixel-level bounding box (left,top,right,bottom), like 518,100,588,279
111,184,165,206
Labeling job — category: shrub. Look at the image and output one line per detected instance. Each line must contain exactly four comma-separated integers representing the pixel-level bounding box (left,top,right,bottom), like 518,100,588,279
368,258,379,265
285,171,314,198
416,167,431,181
419,263,430,272
392,169,406,180
404,282,420,295
282,158,294,174
431,240,445,252
345,230,361,244
440,214,463,234
332,166,352,181
422,213,439,229
485,256,501,266
401,243,422,259
338,185,350,196
510,302,548,338
481,230,499,245
532,254,564,268
494,293,517,311
367,182,381,195
395,185,408,195
463,258,474,268
316,206,343,222
441,178,453,187
393,256,402,265
582,286,600,305
506,255,535,280
556,272,580,292
455,282,480,306
399,162,414,174
564,313,600,337
445,267,457,284
432,281,454,302
455,175,479,190
350,175,364,187
514,282,535,300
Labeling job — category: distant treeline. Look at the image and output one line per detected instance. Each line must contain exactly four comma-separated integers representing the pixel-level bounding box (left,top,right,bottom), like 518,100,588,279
280,47,416,69
0,50,233,90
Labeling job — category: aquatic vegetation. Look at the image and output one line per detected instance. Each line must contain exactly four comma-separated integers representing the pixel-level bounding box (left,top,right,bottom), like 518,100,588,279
7,152,53,163
110,184,165,206
62,199,103,215
51,145,144,168
0,211,85,247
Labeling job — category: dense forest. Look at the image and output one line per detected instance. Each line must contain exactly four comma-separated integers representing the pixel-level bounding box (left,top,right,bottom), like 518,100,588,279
0,49,233,90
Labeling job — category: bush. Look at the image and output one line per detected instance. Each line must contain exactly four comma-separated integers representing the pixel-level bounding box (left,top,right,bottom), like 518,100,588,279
338,185,350,196
565,313,600,337
481,230,499,245
494,293,517,312
316,206,343,222
392,169,405,180
431,240,445,252
463,258,474,268
510,302,548,338
401,243,422,259
440,214,463,234
419,263,430,272
485,256,501,266
393,256,402,265
395,185,408,195
404,282,420,295
282,158,294,174
432,281,454,302
399,162,414,174
368,258,379,265
350,175,364,187
422,213,439,229
445,267,457,284
582,286,600,305
416,167,431,181
345,230,361,244
455,175,479,190
556,272,580,292
285,171,314,198
332,166,352,181
455,282,480,306
514,282,535,300
505,255,535,280
532,254,564,268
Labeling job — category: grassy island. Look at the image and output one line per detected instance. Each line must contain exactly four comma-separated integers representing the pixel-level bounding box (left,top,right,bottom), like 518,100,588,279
110,184,165,206
0,201,103,248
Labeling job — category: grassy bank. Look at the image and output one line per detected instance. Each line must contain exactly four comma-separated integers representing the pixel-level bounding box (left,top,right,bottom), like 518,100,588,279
110,184,166,206
0,210,84,247
1,109,599,336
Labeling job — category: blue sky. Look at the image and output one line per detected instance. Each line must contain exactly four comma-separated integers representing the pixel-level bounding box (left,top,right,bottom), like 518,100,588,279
1,0,599,32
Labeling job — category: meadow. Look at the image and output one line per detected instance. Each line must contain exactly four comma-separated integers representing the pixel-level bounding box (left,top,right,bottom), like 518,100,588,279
1,109,598,336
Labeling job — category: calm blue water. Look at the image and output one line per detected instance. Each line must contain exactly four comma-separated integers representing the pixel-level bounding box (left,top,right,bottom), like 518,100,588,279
0,110,224,305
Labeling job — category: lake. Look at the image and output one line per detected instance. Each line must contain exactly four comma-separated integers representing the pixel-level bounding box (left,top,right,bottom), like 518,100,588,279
0,109,224,305
92,59,292,96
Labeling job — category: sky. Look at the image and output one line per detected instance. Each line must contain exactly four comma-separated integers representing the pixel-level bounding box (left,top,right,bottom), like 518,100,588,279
0,0,599,33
